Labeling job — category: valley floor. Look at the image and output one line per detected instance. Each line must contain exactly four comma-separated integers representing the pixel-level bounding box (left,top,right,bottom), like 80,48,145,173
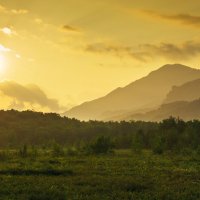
0,150,200,200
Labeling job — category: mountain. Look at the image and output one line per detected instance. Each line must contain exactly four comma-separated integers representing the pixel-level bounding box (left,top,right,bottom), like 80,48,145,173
123,99,200,121
65,64,200,120
164,79,200,104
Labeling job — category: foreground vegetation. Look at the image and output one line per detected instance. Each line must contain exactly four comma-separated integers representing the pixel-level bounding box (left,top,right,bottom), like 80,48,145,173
0,110,200,199
0,149,200,200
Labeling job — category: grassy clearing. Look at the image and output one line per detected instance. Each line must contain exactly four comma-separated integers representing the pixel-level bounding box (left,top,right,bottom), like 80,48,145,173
0,150,199,200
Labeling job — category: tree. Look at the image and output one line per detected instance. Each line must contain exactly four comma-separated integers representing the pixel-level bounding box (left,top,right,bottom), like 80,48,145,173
153,136,165,155
132,129,145,153
89,136,114,154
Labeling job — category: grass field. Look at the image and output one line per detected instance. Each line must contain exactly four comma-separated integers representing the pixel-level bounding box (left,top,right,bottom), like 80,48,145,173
0,150,200,200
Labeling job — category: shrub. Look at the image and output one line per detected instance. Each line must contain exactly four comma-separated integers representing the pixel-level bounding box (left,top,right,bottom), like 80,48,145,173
66,147,78,156
88,136,114,155
30,146,39,159
180,147,194,156
196,145,200,155
52,142,64,157
19,144,28,157
153,137,164,155
0,150,9,161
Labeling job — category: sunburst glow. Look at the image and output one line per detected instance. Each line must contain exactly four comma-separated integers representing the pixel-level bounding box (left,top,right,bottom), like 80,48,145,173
0,55,6,73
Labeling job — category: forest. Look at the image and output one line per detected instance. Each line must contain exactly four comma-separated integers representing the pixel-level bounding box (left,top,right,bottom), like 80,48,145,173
0,109,199,155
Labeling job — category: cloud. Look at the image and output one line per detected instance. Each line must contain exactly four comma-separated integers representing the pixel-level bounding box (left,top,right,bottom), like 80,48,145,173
11,9,29,14
142,41,200,60
1,27,12,35
61,25,80,32
1,27,16,36
143,10,200,27
34,18,43,24
0,44,11,52
0,4,28,15
146,41,200,61
85,41,200,62
85,43,149,61
0,81,65,112
0,43,23,60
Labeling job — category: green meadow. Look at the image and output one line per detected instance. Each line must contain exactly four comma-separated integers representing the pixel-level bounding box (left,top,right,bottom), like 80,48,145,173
0,150,200,200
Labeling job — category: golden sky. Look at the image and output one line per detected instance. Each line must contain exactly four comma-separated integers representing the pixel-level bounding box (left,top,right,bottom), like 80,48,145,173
0,0,200,112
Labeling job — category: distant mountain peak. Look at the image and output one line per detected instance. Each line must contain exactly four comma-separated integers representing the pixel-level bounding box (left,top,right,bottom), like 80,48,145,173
159,63,193,70
64,64,200,121
149,64,198,76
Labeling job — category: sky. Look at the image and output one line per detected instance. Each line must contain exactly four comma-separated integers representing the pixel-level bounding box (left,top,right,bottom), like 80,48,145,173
0,0,200,113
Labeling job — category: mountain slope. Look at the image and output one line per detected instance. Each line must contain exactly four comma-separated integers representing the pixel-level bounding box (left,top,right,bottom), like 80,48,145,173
164,79,200,104
124,99,200,121
65,64,200,120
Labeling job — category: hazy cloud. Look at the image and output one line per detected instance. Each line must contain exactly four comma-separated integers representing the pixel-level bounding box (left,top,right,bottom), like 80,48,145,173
85,41,200,62
0,44,11,52
1,27,16,36
0,4,28,15
34,18,43,24
0,81,65,112
142,41,200,60
143,10,200,27
11,9,29,14
61,25,80,32
86,43,149,61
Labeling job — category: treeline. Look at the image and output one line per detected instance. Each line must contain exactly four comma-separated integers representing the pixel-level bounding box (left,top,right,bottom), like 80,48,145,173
0,110,200,154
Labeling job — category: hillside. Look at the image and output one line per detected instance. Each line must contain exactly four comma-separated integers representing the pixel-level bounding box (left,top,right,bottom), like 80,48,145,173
124,99,200,121
164,79,200,103
65,64,200,120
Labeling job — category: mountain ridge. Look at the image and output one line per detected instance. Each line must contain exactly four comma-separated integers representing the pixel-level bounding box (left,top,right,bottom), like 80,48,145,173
123,99,200,121
164,78,200,104
64,64,200,121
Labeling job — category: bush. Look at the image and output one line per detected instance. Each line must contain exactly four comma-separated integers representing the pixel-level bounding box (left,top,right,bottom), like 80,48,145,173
30,146,39,159
132,141,142,154
19,145,28,157
153,144,164,155
180,148,194,156
196,145,200,155
66,147,78,156
88,136,114,155
0,150,9,161
52,143,64,157
153,137,164,155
